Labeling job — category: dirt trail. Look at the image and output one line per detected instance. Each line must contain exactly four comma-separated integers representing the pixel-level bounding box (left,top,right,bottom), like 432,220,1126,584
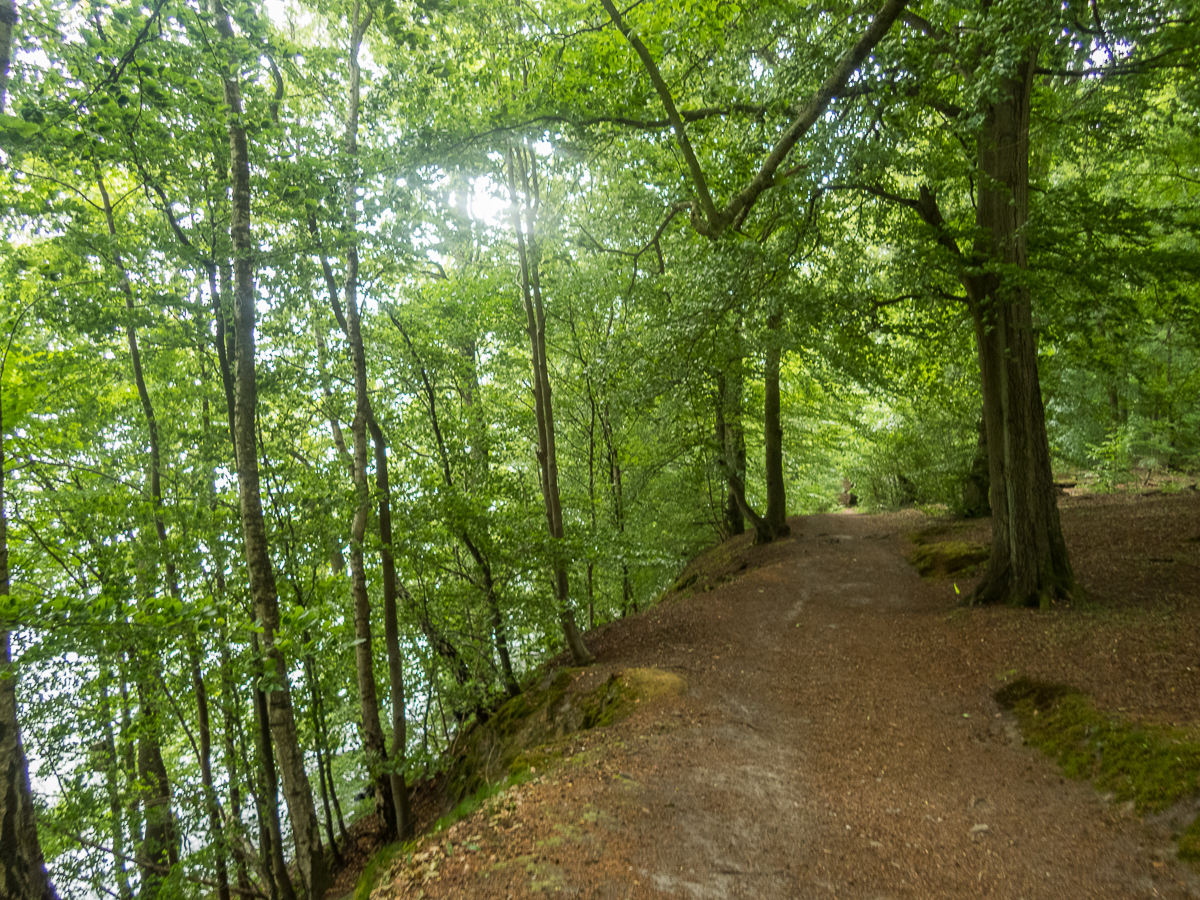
381,501,1200,900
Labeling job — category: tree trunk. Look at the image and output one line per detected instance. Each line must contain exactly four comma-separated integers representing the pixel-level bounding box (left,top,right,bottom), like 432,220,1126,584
961,415,991,517
0,18,60,874
394,322,519,699
218,640,254,897
98,668,133,900
249,631,296,900
187,639,232,900
0,636,58,900
600,407,635,615
99,172,183,900
963,48,1075,607
135,698,179,900
762,312,790,540
213,1,329,892
507,145,592,666
713,372,745,539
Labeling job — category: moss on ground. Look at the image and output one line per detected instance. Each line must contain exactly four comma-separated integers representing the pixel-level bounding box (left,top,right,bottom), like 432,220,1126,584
996,676,1200,860
350,841,401,900
910,540,989,578
446,667,685,807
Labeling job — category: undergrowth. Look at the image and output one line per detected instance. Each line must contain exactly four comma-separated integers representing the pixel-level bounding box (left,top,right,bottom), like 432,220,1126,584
995,676,1200,861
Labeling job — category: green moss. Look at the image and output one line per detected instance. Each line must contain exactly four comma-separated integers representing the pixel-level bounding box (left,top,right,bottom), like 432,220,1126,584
432,771,533,834
351,841,401,900
1178,818,1200,862
910,540,989,578
444,667,685,809
997,676,1200,860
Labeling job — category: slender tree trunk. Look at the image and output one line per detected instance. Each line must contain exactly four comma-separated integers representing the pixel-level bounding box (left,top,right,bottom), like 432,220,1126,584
135,684,179,900
600,409,636,616
762,312,790,540
507,145,592,666
218,640,254,897
963,48,1075,607
187,639,232,900
302,653,342,861
0,635,58,900
100,172,184,900
302,652,348,842
0,74,59,885
98,668,134,900
249,631,295,900
213,2,328,891
716,366,748,539
394,321,519,698
118,662,142,848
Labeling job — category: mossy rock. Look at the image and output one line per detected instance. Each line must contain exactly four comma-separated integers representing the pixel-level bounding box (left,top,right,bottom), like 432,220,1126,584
910,540,989,578
446,667,685,806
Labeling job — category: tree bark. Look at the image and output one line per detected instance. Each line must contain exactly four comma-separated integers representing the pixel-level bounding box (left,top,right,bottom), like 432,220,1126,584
249,630,295,900
0,636,59,900
962,49,1075,607
135,694,179,900
507,145,593,665
99,172,184,900
217,640,254,897
714,372,745,539
213,1,329,893
0,19,60,881
762,312,790,539
98,668,134,900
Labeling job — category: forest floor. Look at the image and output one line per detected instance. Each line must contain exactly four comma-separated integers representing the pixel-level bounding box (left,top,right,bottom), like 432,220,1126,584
334,485,1200,900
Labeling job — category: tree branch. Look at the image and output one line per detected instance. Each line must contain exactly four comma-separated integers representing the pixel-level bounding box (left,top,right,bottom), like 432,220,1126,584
598,0,722,229
718,0,909,235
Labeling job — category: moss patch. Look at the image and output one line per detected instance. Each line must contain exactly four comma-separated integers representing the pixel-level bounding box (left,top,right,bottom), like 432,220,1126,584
1179,818,1200,862
996,676,1200,859
662,534,755,600
446,667,685,807
350,841,401,900
910,540,989,578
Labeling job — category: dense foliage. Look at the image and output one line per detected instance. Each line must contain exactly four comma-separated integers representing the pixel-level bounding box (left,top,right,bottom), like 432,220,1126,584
0,0,1196,896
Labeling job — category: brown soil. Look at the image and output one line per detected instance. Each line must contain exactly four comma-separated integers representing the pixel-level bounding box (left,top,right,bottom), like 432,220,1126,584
366,490,1200,900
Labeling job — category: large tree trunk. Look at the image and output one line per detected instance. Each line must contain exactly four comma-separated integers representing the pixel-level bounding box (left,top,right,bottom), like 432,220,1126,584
213,1,329,893
507,146,593,666
964,49,1075,607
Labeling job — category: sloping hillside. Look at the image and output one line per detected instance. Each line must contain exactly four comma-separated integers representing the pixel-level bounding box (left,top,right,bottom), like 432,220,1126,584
359,491,1200,899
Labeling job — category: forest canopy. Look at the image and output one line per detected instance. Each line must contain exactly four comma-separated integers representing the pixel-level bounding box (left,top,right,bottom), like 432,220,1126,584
0,0,1197,897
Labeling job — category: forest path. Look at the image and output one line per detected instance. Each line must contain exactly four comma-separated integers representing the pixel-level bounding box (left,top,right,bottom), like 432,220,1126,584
378,501,1200,900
